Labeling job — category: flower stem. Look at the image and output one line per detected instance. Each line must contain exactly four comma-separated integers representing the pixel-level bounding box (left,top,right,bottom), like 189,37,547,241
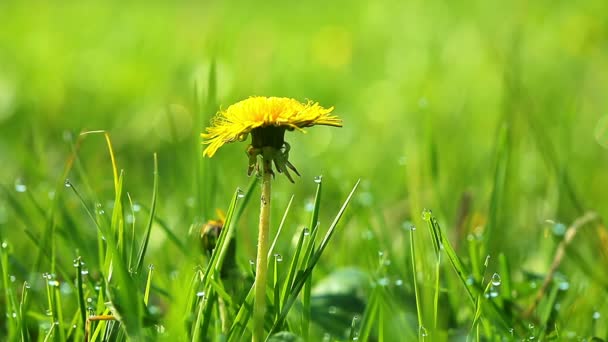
253,158,272,342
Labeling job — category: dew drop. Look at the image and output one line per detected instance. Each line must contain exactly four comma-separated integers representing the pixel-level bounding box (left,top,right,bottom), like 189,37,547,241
148,264,155,271
236,188,245,198
14,180,27,193
528,323,535,330
24,282,31,289
64,179,72,188
48,280,59,287
558,281,569,291
410,225,416,231
249,260,255,266
132,203,141,212
11,312,17,318
81,269,89,276
421,209,432,222
395,279,403,286
303,228,310,236
491,273,501,286
552,223,566,236
196,291,205,298
9,275,16,282
274,254,283,262
45,309,52,316
313,175,323,184
1,241,7,249
593,311,601,320
73,259,80,267
377,277,389,287
419,325,428,337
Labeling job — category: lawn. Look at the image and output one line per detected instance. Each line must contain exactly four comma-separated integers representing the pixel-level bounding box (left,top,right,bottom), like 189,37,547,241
1,1,608,341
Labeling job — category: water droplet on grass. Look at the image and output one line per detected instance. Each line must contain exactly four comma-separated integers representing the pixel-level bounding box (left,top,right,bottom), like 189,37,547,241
9,275,15,282
421,209,432,221
14,179,27,193
196,291,205,298
419,325,428,337
378,277,389,287
314,175,322,184
558,281,569,291
81,269,89,275
237,188,245,198
395,279,403,286
303,228,310,236
274,254,283,262
552,223,566,236
593,311,601,320
1,241,7,249
491,273,501,286
64,179,72,188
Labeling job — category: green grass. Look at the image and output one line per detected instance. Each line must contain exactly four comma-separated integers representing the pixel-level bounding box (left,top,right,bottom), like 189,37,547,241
2,0,608,341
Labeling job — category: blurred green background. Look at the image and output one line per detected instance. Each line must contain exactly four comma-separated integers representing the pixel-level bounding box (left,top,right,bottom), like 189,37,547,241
1,0,608,339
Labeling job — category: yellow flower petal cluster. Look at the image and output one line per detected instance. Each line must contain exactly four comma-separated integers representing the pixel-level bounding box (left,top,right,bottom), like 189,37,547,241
202,96,341,157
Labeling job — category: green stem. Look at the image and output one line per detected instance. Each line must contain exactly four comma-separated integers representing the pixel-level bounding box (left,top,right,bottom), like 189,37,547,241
253,159,272,342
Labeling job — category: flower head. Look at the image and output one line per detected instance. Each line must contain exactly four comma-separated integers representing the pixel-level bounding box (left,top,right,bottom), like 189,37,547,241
202,96,341,182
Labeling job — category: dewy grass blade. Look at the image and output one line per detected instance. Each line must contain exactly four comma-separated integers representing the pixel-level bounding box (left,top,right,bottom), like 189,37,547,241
267,194,294,260
409,226,424,339
269,180,360,336
20,280,31,341
279,227,306,321
301,178,322,340
110,170,125,256
135,153,159,274
75,257,87,334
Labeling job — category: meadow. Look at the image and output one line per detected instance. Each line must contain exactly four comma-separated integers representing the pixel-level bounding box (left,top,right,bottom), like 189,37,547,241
1,1,608,341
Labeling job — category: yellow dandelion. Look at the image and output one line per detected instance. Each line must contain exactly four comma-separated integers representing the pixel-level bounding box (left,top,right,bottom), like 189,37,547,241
202,96,342,182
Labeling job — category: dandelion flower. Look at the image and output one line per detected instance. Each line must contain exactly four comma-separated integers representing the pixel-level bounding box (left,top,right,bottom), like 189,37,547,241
202,96,341,182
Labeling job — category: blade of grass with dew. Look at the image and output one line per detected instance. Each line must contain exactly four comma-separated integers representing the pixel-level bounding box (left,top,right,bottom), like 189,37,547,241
19,281,31,341
268,195,295,260
301,177,322,340
191,188,243,338
215,177,258,275
278,227,307,329
409,226,424,340
75,256,87,335
67,170,144,339
0,238,19,340
134,153,158,275
426,211,516,333
268,179,360,336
